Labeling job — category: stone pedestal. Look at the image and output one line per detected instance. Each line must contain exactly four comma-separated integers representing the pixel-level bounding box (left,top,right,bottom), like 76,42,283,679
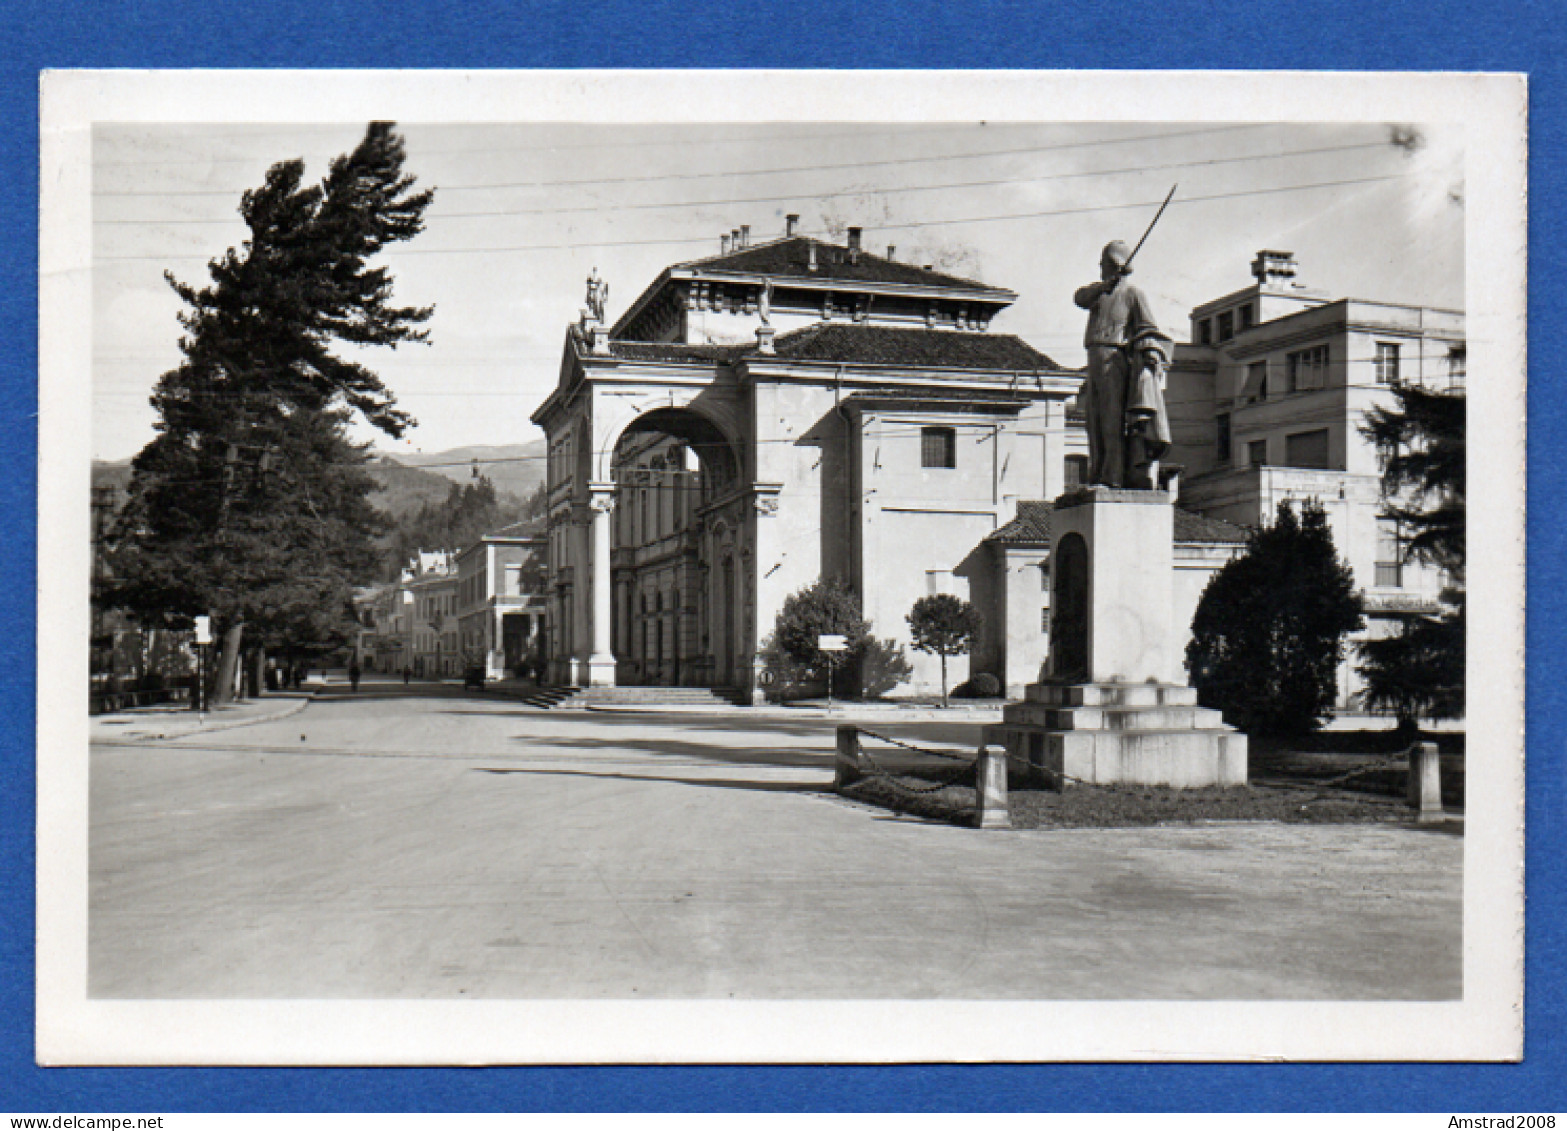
986,487,1247,789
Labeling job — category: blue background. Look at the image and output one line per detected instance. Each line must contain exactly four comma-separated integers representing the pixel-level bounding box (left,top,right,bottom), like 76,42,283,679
2,0,1559,1113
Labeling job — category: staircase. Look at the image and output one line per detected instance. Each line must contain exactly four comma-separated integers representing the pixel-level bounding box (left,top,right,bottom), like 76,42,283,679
509,685,749,709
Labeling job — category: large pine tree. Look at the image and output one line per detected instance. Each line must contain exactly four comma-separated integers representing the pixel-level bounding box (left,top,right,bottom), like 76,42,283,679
1356,383,1466,728
109,123,434,702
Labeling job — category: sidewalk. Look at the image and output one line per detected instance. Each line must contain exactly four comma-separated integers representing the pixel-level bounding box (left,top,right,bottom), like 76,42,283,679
90,688,319,742
475,676,1005,721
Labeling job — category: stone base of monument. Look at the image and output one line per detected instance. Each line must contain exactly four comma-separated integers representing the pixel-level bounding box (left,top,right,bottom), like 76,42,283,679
985,681,1247,789
991,484,1248,790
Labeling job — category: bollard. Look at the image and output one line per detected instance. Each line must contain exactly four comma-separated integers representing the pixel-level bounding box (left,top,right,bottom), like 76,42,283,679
1406,741,1444,821
835,725,862,788
975,744,1011,829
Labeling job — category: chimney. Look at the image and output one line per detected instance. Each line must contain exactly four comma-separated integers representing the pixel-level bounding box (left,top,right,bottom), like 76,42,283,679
923,264,934,272
721,233,731,254
739,224,750,248
731,228,741,251
786,214,799,238
886,245,897,261
847,227,862,254
1251,249,1299,285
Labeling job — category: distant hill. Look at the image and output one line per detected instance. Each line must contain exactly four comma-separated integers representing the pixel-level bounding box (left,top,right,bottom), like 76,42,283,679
379,440,547,503
93,456,462,522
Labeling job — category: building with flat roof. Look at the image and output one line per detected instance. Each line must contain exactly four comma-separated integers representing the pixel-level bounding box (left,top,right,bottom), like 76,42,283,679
454,520,548,680
1168,250,1465,708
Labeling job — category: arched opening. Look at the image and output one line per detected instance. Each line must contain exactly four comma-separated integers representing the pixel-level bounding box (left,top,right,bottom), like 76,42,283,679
609,408,746,690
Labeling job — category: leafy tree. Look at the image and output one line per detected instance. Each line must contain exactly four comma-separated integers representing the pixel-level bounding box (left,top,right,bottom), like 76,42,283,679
1357,383,1467,728
107,123,433,703
906,593,982,707
1185,500,1364,736
773,578,872,698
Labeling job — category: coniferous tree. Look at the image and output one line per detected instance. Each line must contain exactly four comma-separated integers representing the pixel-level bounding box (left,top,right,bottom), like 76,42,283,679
1185,500,1365,736
108,123,433,702
1356,383,1466,728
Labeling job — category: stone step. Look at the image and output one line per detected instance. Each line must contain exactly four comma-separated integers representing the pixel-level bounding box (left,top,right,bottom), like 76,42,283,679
984,723,1247,789
1022,682,1199,708
1000,701,1226,731
543,686,748,708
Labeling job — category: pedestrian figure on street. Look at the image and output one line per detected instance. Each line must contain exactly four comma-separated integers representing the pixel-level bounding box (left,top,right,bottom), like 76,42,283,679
402,666,411,685
349,660,361,693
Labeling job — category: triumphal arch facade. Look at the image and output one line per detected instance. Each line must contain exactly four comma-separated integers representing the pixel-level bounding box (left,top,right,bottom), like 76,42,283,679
530,223,1082,697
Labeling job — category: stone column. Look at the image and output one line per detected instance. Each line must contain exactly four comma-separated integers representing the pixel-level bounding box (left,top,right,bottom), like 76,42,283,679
586,484,618,687
748,484,784,704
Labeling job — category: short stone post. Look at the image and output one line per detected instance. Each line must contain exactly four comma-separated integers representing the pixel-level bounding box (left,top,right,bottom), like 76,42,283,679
975,744,1011,829
1406,741,1444,821
835,725,862,788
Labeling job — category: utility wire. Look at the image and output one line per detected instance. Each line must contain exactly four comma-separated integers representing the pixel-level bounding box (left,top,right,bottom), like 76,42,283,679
92,124,1266,198
94,139,1391,223
95,170,1421,262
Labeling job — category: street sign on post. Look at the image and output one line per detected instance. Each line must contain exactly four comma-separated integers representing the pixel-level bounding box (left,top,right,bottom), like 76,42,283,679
193,615,211,645
818,634,849,711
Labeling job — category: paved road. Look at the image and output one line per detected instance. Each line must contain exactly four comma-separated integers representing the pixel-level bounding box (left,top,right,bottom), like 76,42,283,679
89,686,1462,999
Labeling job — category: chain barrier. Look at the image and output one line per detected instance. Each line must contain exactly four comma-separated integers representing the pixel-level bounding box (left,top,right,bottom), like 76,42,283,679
855,727,971,762
850,728,976,797
998,747,1419,798
849,726,1428,805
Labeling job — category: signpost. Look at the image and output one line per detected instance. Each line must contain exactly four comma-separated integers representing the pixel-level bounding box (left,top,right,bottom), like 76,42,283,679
192,615,211,713
818,634,848,711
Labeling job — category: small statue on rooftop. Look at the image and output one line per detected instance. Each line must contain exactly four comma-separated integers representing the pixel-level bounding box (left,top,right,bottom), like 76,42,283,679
585,267,608,324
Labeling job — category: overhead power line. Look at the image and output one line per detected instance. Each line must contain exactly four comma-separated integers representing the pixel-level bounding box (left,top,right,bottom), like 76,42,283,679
95,169,1420,263
93,124,1266,198
94,140,1391,225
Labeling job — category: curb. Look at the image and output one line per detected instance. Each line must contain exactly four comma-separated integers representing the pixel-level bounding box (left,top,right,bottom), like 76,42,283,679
115,693,318,742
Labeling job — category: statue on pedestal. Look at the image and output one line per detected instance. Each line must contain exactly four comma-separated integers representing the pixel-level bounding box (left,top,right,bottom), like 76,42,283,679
585,267,608,324
1073,240,1173,488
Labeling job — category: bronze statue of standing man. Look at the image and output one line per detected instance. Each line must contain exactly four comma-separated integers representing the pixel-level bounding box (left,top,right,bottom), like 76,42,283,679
1073,240,1174,489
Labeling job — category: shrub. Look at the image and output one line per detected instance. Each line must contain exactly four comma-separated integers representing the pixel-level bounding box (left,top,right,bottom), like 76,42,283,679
1186,500,1364,736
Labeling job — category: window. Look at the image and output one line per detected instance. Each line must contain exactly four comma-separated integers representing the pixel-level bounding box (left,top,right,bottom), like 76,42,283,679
1247,439,1268,467
921,426,956,469
1246,361,1268,403
1064,454,1088,488
1216,310,1234,343
1215,413,1232,463
504,563,521,597
1287,344,1329,391
1238,303,1254,332
1375,341,1402,385
1198,319,1212,346
1447,345,1466,391
1375,518,1404,588
1284,428,1331,469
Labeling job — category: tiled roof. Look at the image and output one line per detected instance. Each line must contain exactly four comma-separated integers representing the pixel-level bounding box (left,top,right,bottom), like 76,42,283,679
769,323,1065,371
988,499,1055,544
606,340,745,364
987,499,1251,546
606,324,1067,372
674,237,1011,296
1174,510,1252,544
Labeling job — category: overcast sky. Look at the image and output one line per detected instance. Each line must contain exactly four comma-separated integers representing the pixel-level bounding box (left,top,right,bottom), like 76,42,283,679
91,120,1465,462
